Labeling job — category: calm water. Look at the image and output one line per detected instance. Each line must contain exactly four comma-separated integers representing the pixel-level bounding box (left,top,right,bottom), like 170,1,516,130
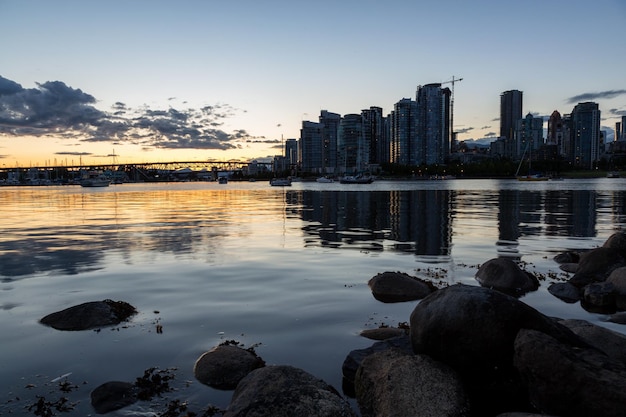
2,179,626,415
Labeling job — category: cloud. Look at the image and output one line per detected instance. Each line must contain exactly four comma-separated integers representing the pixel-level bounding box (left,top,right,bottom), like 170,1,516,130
566,90,626,104
0,75,256,151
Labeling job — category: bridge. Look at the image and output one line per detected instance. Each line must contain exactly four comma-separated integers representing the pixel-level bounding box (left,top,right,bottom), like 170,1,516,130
0,159,276,184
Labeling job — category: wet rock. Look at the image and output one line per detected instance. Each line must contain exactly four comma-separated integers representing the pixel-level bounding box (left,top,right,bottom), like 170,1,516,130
409,284,589,415
558,262,578,273
559,319,626,365
90,381,137,414
514,328,626,417
547,282,580,303
40,300,137,331
475,258,539,296
553,251,580,264
342,335,412,390
224,365,356,417
581,282,616,313
359,327,407,341
569,247,626,287
193,344,265,390
607,267,626,310
495,413,558,417
355,349,470,417
367,271,435,303
603,231,626,257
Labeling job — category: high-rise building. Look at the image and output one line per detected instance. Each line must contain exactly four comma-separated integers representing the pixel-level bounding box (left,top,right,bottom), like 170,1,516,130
500,90,523,140
299,121,323,173
361,106,385,166
416,83,451,165
547,110,567,156
338,114,364,173
570,102,601,169
389,98,418,166
319,110,341,174
514,113,544,160
285,138,298,172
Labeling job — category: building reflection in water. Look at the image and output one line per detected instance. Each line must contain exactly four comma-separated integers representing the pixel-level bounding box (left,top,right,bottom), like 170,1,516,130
293,188,626,260
294,190,452,257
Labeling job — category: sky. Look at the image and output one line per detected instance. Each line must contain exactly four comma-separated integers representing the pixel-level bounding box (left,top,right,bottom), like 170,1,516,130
1,0,625,167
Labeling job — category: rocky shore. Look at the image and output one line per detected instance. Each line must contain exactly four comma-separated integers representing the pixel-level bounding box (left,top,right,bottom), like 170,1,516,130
35,233,626,416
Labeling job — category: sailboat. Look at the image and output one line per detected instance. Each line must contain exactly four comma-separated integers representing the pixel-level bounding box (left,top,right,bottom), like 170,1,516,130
516,142,548,181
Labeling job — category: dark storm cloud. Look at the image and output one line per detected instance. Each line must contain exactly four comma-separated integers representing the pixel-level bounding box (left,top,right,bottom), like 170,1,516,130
566,90,626,104
608,108,626,117
0,75,254,150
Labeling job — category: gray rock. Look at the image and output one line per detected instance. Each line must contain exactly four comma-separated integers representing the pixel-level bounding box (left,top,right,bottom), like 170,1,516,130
224,365,356,417
558,262,578,273
514,328,626,417
607,267,626,310
559,318,626,365
90,381,137,414
569,247,626,287
547,282,580,303
603,231,626,257
194,345,265,390
355,349,470,417
40,300,137,331
553,251,580,264
342,335,412,390
475,258,539,296
368,271,435,303
410,285,586,375
410,284,589,415
582,282,616,313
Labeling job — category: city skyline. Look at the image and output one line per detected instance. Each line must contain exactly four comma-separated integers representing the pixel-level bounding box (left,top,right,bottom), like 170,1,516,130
1,0,625,166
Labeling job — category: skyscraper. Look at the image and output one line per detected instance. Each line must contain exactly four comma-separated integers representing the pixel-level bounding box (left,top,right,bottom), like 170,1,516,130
319,110,341,174
338,114,364,173
416,83,451,165
570,102,601,169
300,121,323,173
500,90,523,140
389,98,418,166
361,106,385,166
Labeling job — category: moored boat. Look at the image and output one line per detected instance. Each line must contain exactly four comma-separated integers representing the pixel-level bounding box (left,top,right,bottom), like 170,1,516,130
316,176,334,183
270,178,292,186
340,173,373,184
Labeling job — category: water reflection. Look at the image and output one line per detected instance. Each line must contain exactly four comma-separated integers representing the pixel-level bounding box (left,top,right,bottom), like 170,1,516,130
2,184,626,280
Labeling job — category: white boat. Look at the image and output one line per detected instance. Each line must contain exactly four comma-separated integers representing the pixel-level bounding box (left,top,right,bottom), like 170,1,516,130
316,176,334,183
270,178,292,186
340,173,373,184
80,171,110,187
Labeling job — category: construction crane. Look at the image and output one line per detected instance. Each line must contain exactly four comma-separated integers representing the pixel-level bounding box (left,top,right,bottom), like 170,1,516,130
441,76,464,146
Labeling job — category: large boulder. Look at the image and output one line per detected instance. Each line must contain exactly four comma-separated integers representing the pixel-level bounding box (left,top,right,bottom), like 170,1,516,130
355,349,470,417
514,328,626,417
367,271,435,302
410,285,586,375
603,231,626,257
409,284,588,415
194,344,265,389
475,258,539,296
569,247,626,287
224,365,356,417
40,300,137,331
559,319,626,365
607,266,626,310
